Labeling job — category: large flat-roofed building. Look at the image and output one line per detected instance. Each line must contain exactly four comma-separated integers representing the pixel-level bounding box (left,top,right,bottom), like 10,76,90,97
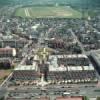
11,54,98,84
55,96,83,100
0,39,27,48
47,54,98,84
49,54,95,71
0,48,16,57
12,62,39,82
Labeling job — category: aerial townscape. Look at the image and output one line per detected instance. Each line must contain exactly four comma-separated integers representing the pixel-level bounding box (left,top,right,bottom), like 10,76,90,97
0,0,100,100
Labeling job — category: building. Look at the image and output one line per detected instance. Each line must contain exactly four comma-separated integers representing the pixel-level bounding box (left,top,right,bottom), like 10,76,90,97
37,97,50,100
0,39,27,48
11,53,98,84
47,54,98,84
12,62,39,83
0,48,16,57
55,96,83,100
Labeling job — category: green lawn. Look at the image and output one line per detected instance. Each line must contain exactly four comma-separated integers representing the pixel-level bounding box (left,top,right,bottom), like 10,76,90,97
15,6,82,18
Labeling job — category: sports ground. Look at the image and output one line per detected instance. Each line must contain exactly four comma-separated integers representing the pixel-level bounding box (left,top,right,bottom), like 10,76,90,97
15,6,83,18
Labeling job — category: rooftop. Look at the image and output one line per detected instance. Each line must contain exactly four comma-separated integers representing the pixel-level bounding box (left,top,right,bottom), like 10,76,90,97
49,54,94,72
56,96,83,100
14,62,38,71
49,54,88,59
37,97,50,100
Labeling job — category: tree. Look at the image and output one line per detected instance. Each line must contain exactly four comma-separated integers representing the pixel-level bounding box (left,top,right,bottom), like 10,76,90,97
0,97,4,100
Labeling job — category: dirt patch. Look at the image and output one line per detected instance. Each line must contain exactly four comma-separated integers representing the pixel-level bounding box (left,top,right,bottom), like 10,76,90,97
0,70,11,84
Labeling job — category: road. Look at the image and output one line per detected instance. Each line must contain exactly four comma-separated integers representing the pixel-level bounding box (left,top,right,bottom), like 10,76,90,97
6,83,100,99
70,29,86,54
0,87,7,98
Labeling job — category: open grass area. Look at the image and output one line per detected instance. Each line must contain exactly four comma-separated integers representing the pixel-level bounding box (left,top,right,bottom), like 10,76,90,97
15,6,83,18
0,70,12,85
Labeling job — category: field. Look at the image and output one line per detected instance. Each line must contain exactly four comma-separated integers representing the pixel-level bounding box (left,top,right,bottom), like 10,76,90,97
15,6,83,18
0,70,12,85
